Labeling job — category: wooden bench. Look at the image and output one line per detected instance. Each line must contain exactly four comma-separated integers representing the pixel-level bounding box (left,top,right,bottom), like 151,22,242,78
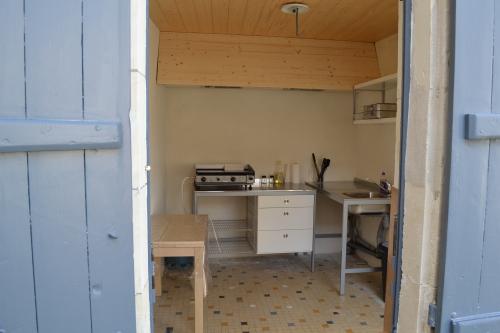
152,214,208,333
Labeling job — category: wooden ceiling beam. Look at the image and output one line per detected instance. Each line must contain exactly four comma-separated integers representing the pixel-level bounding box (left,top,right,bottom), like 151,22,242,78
156,32,381,90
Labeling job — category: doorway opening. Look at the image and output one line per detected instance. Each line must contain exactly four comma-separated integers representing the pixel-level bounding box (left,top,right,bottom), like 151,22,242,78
145,1,410,332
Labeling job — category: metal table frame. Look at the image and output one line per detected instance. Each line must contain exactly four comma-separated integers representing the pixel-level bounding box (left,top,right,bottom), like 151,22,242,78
306,181,391,295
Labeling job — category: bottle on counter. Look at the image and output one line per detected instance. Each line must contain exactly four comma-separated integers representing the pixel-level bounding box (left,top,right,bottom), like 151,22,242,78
379,171,392,195
269,175,275,187
274,160,285,186
261,175,268,187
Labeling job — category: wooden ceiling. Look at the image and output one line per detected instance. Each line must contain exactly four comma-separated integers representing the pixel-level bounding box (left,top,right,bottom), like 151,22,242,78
150,0,398,43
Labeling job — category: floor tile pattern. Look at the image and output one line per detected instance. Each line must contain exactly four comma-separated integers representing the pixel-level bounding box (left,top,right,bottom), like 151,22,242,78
154,254,384,333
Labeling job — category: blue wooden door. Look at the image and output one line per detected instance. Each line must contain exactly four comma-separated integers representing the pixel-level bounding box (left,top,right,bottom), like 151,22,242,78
437,1,500,332
0,1,136,332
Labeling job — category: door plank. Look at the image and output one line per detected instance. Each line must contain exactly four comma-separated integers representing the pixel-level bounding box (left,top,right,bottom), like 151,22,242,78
438,0,495,331
25,0,91,332
478,0,500,313
82,0,136,331
0,1,38,332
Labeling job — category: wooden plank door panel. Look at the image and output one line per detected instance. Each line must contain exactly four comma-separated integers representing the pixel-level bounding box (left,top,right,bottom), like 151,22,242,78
83,0,136,331
477,0,500,313
0,0,136,332
0,1,38,332
438,0,500,331
25,0,91,331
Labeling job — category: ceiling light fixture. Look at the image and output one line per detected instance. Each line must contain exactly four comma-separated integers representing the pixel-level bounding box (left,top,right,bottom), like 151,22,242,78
281,3,310,37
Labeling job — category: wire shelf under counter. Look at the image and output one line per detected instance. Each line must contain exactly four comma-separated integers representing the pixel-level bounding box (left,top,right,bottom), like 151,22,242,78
207,219,255,258
207,237,255,258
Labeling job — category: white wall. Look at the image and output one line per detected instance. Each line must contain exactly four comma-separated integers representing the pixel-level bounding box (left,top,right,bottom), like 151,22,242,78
149,20,169,215
159,86,357,253
376,34,399,76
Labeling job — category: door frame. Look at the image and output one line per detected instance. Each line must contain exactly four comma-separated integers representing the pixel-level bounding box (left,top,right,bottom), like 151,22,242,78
391,0,412,331
130,0,153,332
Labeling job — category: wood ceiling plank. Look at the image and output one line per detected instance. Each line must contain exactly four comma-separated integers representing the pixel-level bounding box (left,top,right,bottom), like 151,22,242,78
192,0,214,33
156,0,185,32
149,0,169,31
324,0,397,42
299,0,343,38
151,0,398,42
211,0,230,34
240,0,267,36
174,0,200,32
251,0,283,37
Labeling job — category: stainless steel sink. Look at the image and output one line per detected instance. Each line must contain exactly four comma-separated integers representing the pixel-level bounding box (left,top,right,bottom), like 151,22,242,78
343,191,387,199
342,191,389,214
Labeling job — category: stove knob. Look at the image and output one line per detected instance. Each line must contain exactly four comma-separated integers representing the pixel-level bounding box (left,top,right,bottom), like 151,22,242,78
230,176,236,182
216,177,220,181
201,177,207,182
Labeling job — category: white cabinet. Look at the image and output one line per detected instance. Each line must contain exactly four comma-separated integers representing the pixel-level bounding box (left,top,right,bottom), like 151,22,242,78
257,229,313,254
254,194,314,254
257,207,313,230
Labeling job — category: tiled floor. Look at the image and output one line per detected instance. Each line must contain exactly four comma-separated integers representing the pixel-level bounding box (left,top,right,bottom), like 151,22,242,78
154,254,384,333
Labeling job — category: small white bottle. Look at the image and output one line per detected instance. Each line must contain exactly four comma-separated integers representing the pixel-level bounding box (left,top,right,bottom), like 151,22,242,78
261,175,268,187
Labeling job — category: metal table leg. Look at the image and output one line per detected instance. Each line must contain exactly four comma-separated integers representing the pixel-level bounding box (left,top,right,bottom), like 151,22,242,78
193,193,198,214
340,202,349,295
310,194,317,272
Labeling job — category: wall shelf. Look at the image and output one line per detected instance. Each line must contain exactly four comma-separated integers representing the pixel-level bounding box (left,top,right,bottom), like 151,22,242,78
353,73,398,124
354,73,397,90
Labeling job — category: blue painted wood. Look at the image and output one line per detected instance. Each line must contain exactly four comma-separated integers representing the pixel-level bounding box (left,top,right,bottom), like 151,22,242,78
438,0,499,332
478,0,500,314
451,312,500,333
0,0,26,118
25,0,91,332
465,114,500,140
0,118,122,152
82,0,136,331
0,1,38,332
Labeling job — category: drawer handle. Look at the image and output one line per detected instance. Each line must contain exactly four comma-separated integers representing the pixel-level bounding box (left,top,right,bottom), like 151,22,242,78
283,233,289,238
283,211,289,216
284,199,289,204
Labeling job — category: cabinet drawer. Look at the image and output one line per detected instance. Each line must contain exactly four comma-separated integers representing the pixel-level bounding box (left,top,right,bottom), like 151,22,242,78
257,229,313,254
258,207,313,230
258,195,314,208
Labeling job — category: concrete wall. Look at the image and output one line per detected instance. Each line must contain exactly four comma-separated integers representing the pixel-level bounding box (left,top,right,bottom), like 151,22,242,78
396,0,451,332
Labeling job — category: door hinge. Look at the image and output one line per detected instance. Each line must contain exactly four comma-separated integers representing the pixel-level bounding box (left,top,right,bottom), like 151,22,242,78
428,303,437,328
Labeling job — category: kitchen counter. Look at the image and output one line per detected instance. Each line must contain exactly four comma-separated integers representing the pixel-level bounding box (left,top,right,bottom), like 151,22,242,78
306,179,391,295
194,183,315,197
192,183,317,268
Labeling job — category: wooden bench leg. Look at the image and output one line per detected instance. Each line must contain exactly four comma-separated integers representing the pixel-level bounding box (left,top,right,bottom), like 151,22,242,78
154,257,164,297
194,248,204,333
